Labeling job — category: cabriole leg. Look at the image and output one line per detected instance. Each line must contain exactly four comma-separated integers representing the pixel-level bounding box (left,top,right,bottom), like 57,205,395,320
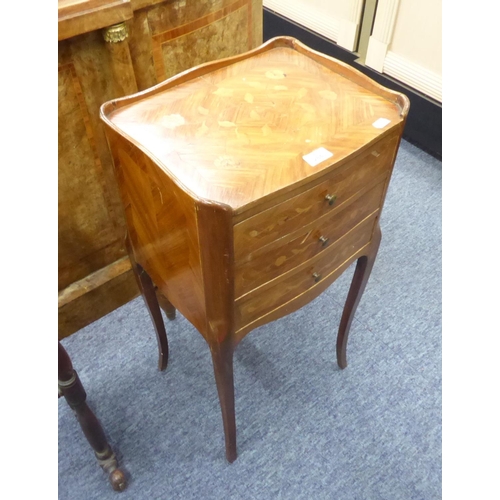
337,224,382,369
210,342,237,463
126,236,169,371
156,289,176,320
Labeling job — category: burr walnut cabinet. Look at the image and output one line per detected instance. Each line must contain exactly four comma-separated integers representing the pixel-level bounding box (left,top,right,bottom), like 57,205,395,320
100,36,410,463
58,0,262,338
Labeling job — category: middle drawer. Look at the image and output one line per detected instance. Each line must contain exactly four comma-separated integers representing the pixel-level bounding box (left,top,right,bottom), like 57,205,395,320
234,180,386,298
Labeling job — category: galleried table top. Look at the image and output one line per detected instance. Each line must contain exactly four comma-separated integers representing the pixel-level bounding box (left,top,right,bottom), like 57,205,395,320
102,37,408,210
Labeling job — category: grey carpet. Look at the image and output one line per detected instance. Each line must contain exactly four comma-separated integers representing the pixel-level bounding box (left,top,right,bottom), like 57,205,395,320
59,139,441,500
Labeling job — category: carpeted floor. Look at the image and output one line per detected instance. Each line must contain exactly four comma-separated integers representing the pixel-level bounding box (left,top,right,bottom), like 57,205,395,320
59,139,441,500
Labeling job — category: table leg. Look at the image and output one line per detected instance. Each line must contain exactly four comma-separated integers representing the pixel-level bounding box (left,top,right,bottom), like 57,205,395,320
126,236,169,371
156,288,177,320
337,223,382,369
210,342,237,463
58,342,127,492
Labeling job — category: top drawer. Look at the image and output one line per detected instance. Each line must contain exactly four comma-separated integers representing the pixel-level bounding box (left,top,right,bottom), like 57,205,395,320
234,131,398,259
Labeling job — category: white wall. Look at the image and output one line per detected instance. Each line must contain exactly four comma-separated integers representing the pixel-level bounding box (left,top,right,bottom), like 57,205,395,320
365,0,442,101
263,0,364,50
391,0,442,75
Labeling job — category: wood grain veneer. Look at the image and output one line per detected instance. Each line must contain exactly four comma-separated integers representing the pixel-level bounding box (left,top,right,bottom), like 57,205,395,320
234,181,387,297
233,130,398,258
100,36,409,462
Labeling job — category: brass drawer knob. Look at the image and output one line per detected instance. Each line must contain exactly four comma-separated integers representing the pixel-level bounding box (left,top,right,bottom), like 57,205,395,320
318,235,329,246
312,272,321,282
371,150,381,157
325,194,337,206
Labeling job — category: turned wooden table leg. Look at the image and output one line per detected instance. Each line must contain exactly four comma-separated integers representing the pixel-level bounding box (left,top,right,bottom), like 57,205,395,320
210,341,237,463
58,342,127,492
126,236,169,371
337,223,382,369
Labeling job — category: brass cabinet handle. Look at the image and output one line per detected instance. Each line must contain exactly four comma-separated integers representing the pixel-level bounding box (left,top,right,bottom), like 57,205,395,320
371,150,380,157
318,236,329,246
324,194,337,206
312,272,321,282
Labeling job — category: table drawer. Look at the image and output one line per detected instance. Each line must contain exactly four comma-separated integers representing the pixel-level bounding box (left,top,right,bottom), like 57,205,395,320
235,180,386,298
234,132,397,259
235,215,376,330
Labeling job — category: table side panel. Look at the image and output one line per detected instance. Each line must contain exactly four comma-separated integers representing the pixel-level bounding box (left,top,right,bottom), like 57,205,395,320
105,127,207,335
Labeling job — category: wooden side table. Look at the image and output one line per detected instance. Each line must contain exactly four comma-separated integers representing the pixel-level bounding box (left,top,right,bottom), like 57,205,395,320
100,36,410,463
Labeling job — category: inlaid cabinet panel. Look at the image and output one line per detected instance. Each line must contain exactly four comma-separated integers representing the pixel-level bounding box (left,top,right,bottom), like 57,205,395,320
128,0,262,89
58,39,129,291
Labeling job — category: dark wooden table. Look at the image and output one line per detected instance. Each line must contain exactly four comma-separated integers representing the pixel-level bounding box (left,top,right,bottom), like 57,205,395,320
58,342,127,491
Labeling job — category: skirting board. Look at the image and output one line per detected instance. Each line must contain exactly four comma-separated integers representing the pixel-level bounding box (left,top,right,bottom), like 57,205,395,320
384,51,441,103
263,7,442,160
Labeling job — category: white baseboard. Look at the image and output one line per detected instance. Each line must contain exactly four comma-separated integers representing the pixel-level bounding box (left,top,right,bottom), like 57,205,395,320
383,51,442,102
365,37,388,73
338,19,359,51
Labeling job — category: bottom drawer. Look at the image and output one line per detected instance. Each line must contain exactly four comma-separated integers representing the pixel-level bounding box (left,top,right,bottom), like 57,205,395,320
235,214,376,330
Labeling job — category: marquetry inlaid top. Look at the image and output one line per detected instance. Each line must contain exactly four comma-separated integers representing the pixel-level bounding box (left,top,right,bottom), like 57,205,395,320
102,37,408,210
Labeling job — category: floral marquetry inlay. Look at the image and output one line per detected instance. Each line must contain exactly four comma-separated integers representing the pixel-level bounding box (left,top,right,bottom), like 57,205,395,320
265,69,287,79
160,114,186,129
214,155,241,168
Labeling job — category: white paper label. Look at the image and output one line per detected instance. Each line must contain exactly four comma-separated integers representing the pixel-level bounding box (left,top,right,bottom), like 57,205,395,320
303,147,333,167
372,118,391,129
